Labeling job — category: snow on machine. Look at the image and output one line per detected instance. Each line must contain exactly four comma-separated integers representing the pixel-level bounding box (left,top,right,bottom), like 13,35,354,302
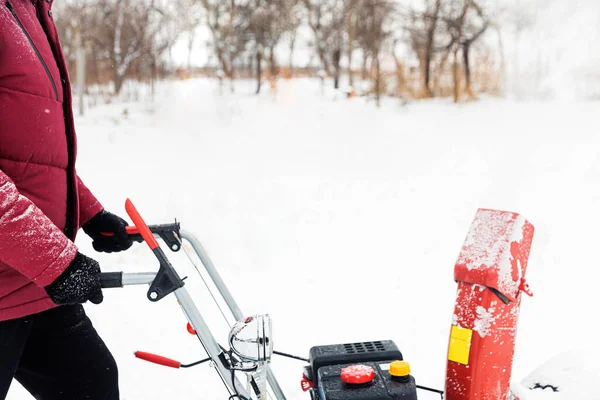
101,200,546,400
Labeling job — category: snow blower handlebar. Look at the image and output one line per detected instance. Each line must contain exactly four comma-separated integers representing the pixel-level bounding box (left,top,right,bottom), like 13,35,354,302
100,222,183,252
94,199,260,399
99,218,180,290
99,272,157,288
96,199,287,400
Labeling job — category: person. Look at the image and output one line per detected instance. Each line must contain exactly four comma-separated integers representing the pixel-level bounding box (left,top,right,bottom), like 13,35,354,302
1,0,133,398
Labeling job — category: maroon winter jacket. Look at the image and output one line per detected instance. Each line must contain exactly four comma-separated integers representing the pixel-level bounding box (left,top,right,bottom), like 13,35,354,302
0,0,104,321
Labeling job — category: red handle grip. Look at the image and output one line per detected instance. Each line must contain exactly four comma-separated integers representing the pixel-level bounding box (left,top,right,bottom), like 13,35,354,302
134,351,181,368
125,198,159,250
100,226,139,237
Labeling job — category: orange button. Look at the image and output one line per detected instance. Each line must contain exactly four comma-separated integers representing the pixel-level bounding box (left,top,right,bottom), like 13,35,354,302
389,361,411,377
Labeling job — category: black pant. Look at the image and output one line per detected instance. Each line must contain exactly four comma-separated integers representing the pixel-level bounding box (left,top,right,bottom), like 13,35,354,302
0,305,118,400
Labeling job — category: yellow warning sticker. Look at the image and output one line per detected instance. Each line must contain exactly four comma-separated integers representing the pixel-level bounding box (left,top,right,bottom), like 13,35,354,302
448,325,472,365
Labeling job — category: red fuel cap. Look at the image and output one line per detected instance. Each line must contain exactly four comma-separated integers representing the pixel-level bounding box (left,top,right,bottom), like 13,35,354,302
340,365,375,384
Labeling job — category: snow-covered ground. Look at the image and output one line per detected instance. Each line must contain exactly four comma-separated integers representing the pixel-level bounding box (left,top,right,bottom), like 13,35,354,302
8,79,600,399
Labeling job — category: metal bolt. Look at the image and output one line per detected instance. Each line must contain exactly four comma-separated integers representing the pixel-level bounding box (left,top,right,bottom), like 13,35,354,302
149,292,158,300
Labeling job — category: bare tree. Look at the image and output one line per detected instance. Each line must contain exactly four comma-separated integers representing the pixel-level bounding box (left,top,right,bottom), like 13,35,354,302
401,0,444,97
142,1,184,97
55,0,506,105
442,0,490,101
423,0,443,97
54,0,96,112
200,0,250,87
241,0,271,93
344,0,362,87
303,0,345,88
461,2,489,98
283,0,304,74
355,0,395,106
176,0,204,71
55,0,186,99
236,0,298,93
110,0,145,94
442,0,468,102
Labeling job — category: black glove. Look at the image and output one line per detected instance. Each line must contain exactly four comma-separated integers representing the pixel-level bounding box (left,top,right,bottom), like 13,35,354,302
45,252,103,305
82,209,133,253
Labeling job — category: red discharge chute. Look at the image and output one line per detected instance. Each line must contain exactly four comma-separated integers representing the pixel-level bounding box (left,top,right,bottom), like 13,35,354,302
445,208,535,400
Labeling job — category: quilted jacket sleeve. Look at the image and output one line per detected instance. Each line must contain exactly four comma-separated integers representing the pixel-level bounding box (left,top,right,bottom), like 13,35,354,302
0,169,78,287
77,175,104,226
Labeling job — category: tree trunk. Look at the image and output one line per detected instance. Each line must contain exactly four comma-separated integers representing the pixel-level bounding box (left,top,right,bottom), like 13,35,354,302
213,38,233,81
229,0,236,88
269,46,277,77
453,48,460,103
187,31,195,72
462,43,474,99
256,50,262,95
114,72,124,96
333,48,341,89
347,42,354,87
229,54,237,94
113,0,125,96
375,53,381,107
361,52,369,81
496,26,506,95
347,12,355,87
151,58,157,100
288,29,297,74
423,0,441,98
392,50,405,99
461,20,488,99
433,47,451,93
90,44,100,92
75,27,85,116
424,48,433,97
318,46,331,76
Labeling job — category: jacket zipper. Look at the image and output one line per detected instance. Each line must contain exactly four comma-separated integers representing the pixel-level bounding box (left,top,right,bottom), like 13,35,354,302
6,1,59,101
6,0,74,237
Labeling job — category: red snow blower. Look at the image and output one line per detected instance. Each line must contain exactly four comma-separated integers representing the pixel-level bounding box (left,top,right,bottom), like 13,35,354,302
100,200,534,400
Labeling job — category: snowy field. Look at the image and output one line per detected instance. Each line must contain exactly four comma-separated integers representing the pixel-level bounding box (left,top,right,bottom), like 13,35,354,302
8,78,600,399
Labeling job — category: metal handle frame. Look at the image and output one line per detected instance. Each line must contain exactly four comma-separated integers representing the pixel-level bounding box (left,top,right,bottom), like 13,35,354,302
115,230,287,400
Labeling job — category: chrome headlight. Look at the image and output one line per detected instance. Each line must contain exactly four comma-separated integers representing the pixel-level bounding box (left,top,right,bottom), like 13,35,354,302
228,314,273,362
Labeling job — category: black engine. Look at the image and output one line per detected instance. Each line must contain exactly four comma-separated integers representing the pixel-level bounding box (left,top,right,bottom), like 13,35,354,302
303,341,418,400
